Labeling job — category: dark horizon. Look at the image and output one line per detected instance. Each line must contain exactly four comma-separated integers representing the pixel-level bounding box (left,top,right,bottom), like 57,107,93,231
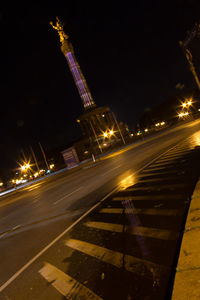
1,1,200,179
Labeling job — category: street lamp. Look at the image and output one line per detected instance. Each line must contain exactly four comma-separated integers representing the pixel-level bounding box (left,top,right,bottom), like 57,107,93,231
21,165,26,171
103,129,115,138
182,102,187,108
103,132,108,138
178,111,189,118
181,98,193,108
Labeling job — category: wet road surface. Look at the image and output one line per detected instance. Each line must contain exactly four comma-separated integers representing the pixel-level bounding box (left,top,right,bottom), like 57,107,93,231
1,119,200,299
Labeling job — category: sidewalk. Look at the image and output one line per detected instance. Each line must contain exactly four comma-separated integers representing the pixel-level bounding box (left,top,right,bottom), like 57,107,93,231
172,178,200,299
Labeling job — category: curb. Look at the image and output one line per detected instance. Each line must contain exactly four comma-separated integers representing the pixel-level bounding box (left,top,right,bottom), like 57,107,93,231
172,178,200,299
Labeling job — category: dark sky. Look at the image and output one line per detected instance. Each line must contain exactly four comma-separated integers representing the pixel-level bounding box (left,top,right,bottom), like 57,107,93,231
1,0,200,177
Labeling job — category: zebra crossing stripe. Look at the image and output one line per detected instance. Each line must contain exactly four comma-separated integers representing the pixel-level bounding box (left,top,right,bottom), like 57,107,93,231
140,166,170,172
112,194,182,201
126,183,187,191
65,239,166,281
39,262,102,300
99,208,180,216
85,221,179,240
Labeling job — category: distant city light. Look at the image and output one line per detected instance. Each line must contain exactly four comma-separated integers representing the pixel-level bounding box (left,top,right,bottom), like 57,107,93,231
155,121,165,127
49,164,55,169
103,132,108,137
21,179,27,183
109,130,114,135
181,98,193,108
14,178,27,185
0,182,3,187
144,128,148,132
21,162,31,171
178,111,189,118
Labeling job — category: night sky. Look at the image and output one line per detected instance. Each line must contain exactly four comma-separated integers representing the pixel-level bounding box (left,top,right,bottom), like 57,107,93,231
1,1,200,178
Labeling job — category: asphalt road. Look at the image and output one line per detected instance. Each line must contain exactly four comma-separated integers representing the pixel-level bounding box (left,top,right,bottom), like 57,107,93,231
1,119,200,299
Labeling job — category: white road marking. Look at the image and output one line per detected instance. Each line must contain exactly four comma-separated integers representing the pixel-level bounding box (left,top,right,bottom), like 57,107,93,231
0,232,7,239
112,194,182,201
143,166,168,172
100,165,122,176
65,238,165,280
0,140,185,292
153,161,175,167
0,224,22,240
23,182,43,191
84,221,178,240
54,187,83,204
12,225,21,230
126,183,187,191
0,187,118,293
140,168,176,174
99,207,180,216
39,262,102,300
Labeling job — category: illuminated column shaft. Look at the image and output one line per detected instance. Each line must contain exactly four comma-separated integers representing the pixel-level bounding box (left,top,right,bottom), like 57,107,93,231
50,18,96,110
65,51,96,109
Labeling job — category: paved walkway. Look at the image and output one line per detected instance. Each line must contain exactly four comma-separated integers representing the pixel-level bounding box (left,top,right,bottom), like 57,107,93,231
172,178,200,299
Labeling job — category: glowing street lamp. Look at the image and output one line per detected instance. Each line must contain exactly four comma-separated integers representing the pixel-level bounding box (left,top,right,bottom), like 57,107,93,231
178,111,189,118
103,129,115,138
182,102,187,108
181,98,193,108
103,132,108,138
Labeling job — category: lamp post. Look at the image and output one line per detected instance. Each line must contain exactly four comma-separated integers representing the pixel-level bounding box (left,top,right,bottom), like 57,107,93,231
112,112,126,145
89,121,103,154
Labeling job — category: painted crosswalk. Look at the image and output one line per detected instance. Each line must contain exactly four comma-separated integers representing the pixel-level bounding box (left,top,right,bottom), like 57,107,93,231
112,194,183,201
84,221,178,240
39,262,102,300
65,238,166,281
99,207,181,216
17,136,198,299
